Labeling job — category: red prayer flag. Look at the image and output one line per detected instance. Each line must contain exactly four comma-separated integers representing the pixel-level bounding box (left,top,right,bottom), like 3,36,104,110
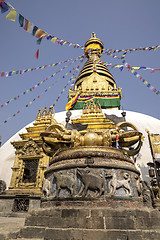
0,0,4,8
35,49,39,59
151,69,160,73
23,19,29,31
1,72,5,77
57,39,61,44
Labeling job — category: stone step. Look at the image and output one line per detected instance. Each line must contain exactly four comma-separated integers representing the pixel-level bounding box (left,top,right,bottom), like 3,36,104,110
19,227,160,240
25,207,160,230
10,239,43,240
0,216,25,240
0,212,27,218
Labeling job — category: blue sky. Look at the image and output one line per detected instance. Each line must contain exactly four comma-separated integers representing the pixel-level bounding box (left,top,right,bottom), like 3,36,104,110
0,0,160,145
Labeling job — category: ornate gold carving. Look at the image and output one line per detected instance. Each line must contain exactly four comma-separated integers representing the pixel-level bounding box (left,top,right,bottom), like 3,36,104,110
20,138,40,157
41,107,143,157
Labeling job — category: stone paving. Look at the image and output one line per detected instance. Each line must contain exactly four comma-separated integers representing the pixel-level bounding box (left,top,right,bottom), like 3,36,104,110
0,216,25,239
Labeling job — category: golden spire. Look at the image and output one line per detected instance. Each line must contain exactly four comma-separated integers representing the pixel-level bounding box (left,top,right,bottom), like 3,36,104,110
67,33,122,110
74,33,117,93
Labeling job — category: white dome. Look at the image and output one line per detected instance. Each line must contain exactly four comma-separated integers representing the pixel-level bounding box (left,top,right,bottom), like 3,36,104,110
0,109,160,188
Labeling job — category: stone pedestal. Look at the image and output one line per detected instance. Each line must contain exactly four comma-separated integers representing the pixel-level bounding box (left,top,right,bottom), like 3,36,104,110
43,146,142,203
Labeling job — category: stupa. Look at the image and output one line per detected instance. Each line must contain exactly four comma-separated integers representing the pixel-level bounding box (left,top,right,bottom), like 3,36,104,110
1,33,160,240
39,33,143,206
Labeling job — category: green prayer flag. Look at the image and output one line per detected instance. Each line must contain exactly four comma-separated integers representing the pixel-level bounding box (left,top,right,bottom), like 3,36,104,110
19,14,24,27
37,37,42,45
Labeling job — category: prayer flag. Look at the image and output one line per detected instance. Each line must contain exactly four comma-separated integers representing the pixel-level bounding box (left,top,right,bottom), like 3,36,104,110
6,9,17,21
41,32,48,38
35,29,44,38
37,37,42,45
32,26,38,36
0,0,4,8
23,19,29,31
18,14,24,27
1,2,8,13
27,21,32,32
29,23,34,33
35,49,39,59
51,37,57,43
1,72,5,77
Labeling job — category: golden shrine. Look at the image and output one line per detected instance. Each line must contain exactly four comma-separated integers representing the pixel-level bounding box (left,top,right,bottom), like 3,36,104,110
7,106,55,195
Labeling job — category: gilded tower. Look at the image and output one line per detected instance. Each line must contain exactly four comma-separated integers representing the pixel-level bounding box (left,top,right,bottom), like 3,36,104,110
68,32,122,110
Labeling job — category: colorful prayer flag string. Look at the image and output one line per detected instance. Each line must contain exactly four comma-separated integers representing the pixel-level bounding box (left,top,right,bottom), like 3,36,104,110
103,52,160,96
121,59,160,96
0,55,83,77
0,58,84,126
1,1,84,50
0,57,83,108
103,44,160,55
53,58,84,107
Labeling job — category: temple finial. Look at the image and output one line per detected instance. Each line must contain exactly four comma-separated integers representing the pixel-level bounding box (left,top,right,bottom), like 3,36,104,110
91,32,96,38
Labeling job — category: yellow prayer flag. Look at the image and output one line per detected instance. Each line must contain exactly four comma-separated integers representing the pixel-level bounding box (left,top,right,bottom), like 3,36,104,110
41,66,45,69
6,9,18,22
52,64,55,66
29,102,32,104
115,65,121,68
28,69,31,71
12,71,16,74
132,67,140,69
131,70,135,73
26,90,29,93
51,37,57,43
144,81,148,85
27,22,32,32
